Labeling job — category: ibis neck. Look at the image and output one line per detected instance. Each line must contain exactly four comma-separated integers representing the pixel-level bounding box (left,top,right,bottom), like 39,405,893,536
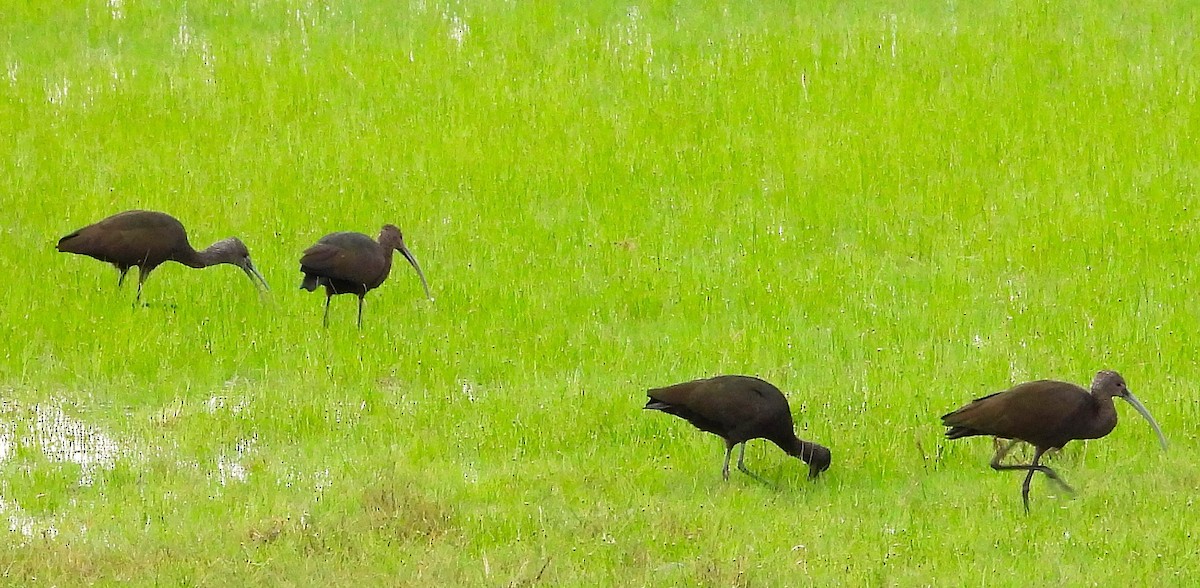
379,251,396,274
176,245,209,268
181,243,230,269
778,436,822,465
1081,393,1119,440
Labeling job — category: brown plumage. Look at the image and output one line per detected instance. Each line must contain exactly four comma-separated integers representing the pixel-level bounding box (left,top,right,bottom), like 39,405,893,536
57,210,270,302
644,375,831,480
942,370,1168,512
299,224,431,328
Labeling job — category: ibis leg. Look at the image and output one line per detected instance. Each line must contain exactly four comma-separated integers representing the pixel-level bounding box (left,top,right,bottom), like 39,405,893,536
721,443,734,481
1017,448,1073,494
732,442,770,483
356,296,364,329
989,446,1074,513
117,267,129,288
135,267,149,303
1020,468,1038,512
322,295,331,328
1032,464,1073,494
989,438,1020,468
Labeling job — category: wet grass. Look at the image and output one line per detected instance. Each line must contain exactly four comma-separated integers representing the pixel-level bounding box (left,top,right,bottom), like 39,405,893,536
2,0,1199,584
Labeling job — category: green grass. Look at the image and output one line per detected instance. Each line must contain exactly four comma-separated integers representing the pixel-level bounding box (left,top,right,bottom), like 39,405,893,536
2,0,1199,584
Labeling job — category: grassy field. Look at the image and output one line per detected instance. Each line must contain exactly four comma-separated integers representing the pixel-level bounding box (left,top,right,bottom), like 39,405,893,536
2,0,1199,584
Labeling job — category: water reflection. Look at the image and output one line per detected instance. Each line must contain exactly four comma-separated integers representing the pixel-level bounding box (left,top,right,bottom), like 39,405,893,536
215,433,256,486
32,402,121,484
0,395,341,540
0,400,121,540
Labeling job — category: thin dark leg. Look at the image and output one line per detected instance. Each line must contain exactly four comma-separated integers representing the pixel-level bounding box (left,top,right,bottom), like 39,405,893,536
1032,461,1073,493
1019,448,1059,513
721,443,734,481
990,438,1020,468
323,295,331,328
989,446,1074,512
117,267,129,288
135,267,148,303
356,295,364,329
1020,466,1038,513
730,442,770,484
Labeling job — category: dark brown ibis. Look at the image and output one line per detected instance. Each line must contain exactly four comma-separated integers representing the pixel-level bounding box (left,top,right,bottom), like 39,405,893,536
942,370,1168,512
57,210,270,302
644,375,831,480
299,224,431,328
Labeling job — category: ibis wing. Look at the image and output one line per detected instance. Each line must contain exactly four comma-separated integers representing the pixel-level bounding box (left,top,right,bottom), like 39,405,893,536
646,378,734,438
648,378,756,422
299,243,345,273
943,380,1086,441
299,243,376,282
646,376,784,440
58,219,182,266
646,378,707,406
300,231,392,285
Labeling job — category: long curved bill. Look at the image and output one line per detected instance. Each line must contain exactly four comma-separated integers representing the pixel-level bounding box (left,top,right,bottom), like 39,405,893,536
241,260,271,291
1123,392,1168,450
399,246,432,300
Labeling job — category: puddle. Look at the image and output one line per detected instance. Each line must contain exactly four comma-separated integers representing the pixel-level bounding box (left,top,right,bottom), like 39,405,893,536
0,398,124,541
31,402,121,484
0,392,339,540
0,495,59,540
0,400,123,484
215,433,257,487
